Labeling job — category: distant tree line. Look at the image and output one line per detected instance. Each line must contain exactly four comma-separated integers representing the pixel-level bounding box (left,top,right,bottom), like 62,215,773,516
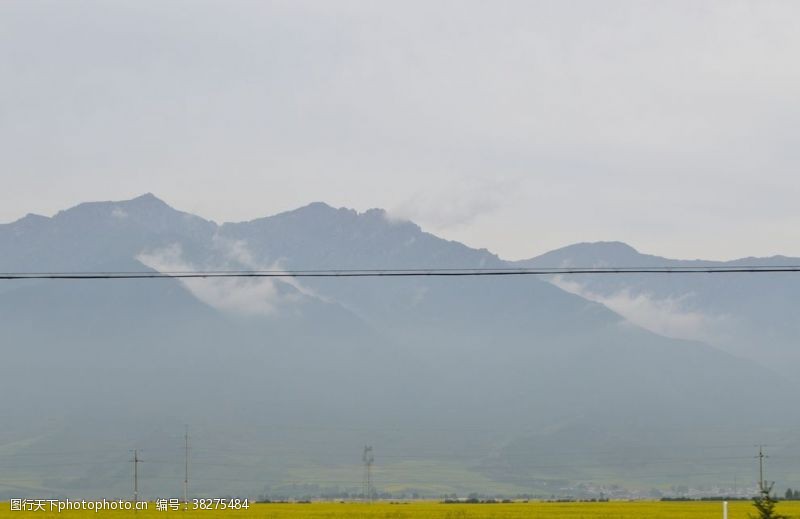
785,489,800,500
662,497,749,501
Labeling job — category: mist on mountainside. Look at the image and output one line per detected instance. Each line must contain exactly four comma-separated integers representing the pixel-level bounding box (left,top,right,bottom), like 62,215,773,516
1,195,797,499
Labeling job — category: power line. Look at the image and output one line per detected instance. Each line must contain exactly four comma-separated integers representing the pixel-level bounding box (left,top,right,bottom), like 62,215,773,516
5,454,794,471
3,265,800,280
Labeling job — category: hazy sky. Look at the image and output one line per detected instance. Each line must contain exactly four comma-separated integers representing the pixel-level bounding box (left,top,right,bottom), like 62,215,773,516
2,0,799,261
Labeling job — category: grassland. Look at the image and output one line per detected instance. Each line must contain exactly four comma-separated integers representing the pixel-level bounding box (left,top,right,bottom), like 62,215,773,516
3,501,800,519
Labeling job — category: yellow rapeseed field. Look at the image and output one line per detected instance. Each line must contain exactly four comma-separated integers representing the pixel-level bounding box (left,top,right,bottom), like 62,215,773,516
3,500,800,519
0,501,800,519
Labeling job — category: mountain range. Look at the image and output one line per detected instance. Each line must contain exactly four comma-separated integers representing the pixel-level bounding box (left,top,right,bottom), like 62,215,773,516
0,194,797,499
520,242,800,376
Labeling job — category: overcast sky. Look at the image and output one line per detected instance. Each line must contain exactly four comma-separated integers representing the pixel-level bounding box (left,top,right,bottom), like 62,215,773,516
2,0,799,260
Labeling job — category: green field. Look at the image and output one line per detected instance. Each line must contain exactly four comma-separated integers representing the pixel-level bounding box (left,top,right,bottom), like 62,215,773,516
3,501,800,519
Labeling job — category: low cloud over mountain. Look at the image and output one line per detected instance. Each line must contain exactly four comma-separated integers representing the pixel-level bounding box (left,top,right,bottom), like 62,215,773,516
520,241,800,376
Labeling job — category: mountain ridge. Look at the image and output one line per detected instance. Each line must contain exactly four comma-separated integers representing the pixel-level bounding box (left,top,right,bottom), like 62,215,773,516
1,193,797,498
519,240,800,375
7,194,798,266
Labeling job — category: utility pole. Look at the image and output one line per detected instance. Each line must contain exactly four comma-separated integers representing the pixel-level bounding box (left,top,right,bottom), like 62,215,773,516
757,445,768,492
184,426,190,509
362,445,374,503
131,449,141,503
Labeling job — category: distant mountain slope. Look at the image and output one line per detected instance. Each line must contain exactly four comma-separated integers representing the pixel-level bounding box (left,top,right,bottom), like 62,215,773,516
220,202,502,270
0,193,216,273
518,241,800,375
0,196,797,498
